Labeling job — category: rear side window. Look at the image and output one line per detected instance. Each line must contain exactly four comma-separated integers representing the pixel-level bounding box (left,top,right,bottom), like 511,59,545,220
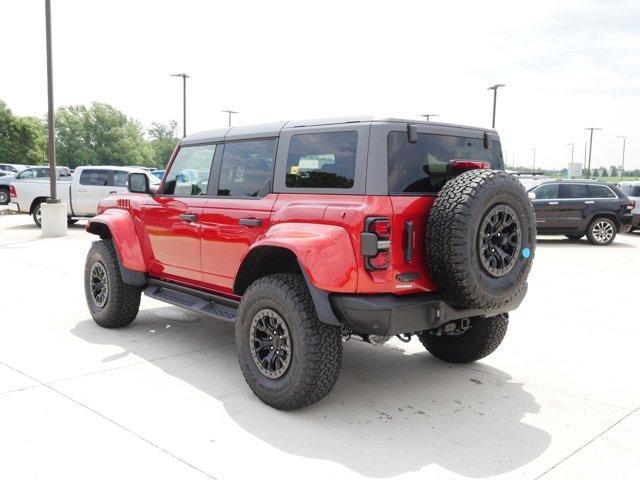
285,131,357,189
80,169,109,186
387,132,503,194
218,139,277,197
162,145,216,196
588,185,616,198
559,184,589,199
532,183,558,199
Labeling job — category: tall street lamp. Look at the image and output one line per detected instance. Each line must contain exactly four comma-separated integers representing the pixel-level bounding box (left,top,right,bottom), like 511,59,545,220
617,135,627,180
171,73,189,137
420,114,439,121
45,0,57,203
221,110,238,127
487,84,505,128
584,127,602,178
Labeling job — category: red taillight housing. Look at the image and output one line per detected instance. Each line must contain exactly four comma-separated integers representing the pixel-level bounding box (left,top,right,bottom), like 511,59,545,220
361,217,391,270
9,185,16,198
451,160,491,170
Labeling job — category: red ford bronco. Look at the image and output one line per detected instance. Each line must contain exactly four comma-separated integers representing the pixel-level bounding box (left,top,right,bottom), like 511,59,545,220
84,116,535,409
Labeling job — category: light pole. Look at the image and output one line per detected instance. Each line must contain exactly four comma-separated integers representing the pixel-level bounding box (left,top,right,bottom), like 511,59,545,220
584,127,602,178
171,73,189,137
45,0,57,203
221,110,238,127
617,136,627,180
420,114,439,121
566,143,574,179
487,83,505,128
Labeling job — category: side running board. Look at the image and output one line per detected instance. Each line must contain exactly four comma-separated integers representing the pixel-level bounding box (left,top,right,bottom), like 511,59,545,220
144,283,237,322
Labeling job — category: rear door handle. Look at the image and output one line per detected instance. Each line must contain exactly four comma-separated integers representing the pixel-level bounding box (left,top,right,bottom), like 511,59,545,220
179,213,198,223
239,217,263,227
548,201,559,205
585,200,595,204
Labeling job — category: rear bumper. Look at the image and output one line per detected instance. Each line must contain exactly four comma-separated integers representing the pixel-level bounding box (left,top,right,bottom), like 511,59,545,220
330,286,527,336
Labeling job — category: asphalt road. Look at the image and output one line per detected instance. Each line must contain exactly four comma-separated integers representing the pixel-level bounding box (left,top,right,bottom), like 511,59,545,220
1,211,639,480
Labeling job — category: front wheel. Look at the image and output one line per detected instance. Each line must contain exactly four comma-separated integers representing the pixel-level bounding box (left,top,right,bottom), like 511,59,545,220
418,314,508,363
235,274,342,410
586,217,616,246
84,239,141,328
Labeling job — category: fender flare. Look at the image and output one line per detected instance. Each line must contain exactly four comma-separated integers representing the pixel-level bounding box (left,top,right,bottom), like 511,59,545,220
86,210,147,286
234,223,359,326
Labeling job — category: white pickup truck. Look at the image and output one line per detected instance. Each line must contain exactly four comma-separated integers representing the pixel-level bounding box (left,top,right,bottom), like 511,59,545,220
10,165,160,226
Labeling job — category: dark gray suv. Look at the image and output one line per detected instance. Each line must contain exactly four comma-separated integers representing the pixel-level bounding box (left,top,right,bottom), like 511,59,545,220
528,180,634,245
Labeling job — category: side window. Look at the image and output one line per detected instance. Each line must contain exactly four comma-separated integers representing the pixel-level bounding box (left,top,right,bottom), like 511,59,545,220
559,184,589,199
532,184,558,199
113,171,129,188
285,131,357,189
588,185,616,198
79,169,110,186
162,144,216,196
218,139,277,197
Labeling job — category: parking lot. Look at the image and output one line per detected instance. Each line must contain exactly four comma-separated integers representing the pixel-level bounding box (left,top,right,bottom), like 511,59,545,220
1,209,639,480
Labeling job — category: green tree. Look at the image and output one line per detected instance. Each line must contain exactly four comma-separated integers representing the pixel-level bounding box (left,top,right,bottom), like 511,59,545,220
610,165,618,177
148,120,179,167
55,102,152,168
0,100,47,165
592,168,599,177
600,167,608,177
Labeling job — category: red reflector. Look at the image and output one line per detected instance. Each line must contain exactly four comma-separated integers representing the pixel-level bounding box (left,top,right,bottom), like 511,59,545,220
451,160,491,170
370,219,391,238
9,185,16,198
369,251,390,269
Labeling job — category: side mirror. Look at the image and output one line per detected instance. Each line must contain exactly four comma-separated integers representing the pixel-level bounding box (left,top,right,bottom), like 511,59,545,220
528,192,536,200
128,172,150,194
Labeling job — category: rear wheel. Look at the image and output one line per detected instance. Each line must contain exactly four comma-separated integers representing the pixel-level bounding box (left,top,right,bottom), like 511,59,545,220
32,202,42,227
235,274,342,410
84,239,141,328
418,314,508,363
586,217,616,246
0,188,9,205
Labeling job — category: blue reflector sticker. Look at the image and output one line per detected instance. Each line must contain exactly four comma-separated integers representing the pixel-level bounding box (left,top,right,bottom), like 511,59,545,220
522,247,531,259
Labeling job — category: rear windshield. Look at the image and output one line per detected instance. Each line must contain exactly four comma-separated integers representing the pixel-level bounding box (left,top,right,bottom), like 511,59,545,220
620,185,640,197
388,132,503,194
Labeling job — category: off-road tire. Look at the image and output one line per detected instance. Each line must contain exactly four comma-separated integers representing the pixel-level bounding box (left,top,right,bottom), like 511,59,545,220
565,234,584,240
425,170,535,309
418,314,508,363
586,217,617,246
84,239,141,328
235,274,342,410
0,187,9,205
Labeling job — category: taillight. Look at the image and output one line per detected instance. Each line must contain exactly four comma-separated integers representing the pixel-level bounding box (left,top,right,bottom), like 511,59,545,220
361,217,391,270
9,185,16,198
451,160,491,170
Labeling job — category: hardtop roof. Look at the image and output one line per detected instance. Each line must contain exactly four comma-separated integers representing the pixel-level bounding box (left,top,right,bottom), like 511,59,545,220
181,115,497,146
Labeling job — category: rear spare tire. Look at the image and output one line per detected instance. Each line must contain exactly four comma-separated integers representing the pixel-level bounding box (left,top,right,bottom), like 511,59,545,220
425,169,535,309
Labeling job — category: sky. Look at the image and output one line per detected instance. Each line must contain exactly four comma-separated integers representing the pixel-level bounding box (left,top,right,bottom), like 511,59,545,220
1,0,639,171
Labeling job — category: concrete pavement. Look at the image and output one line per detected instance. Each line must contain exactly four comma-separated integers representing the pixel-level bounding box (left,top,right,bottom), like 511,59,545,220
1,211,639,479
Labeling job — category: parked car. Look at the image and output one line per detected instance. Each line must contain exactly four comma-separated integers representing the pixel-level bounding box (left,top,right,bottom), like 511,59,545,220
83,116,536,410
0,166,72,205
618,181,640,231
512,172,551,190
10,165,159,226
528,180,634,245
151,169,165,180
0,163,31,175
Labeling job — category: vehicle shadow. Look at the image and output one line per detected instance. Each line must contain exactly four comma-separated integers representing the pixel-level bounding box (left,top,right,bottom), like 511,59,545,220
72,308,551,478
3,221,86,231
536,237,637,248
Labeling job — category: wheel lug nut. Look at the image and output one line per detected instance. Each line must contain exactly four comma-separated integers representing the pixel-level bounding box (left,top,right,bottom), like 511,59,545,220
270,346,274,350
269,337,272,340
